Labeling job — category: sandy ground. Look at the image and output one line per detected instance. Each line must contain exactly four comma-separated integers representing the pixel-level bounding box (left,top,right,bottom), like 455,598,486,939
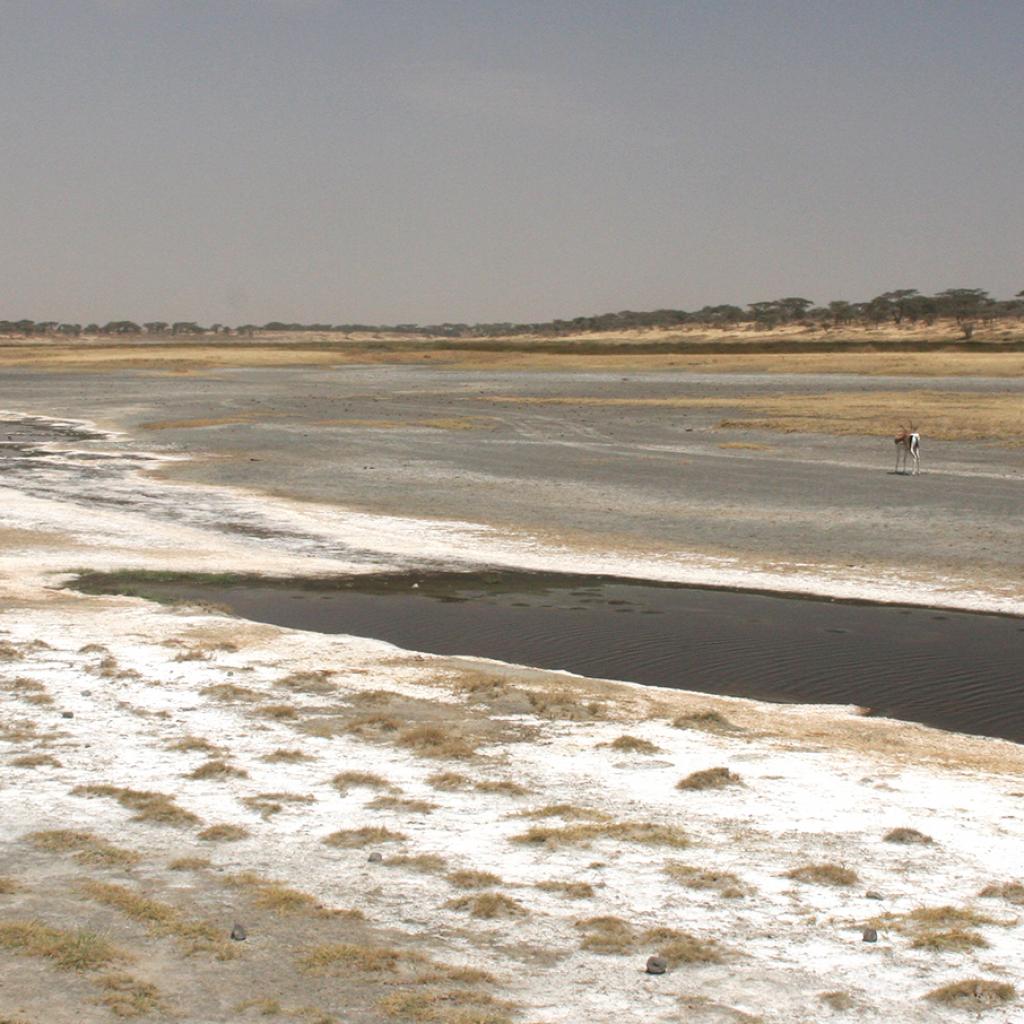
1,359,1023,1023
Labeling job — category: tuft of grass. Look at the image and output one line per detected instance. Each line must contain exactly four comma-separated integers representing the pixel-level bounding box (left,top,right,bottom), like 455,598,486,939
677,767,742,791
911,928,988,951
225,872,332,915
198,824,250,842
72,784,200,827
331,770,393,794
242,791,316,819
26,829,142,869
427,772,470,791
670,709,740,733
96,973,165,1017
474,779,528,797
883,827,934,845
201,682,265,702
396,724,478,760
903,906,998,929
80,880,234,959
11,753,62,768
323,826,406,848
575,916,635,954
300,942,424,973
0,876,19,894
511,820,688,849
925,978,1016,1007
376,988,515,1024
0,641,24,660
262,747,315,763
169,735,221,754
341,714,403,738
786,863,858,887
260,703,300,720
385,854,447,874
367,795,437,814
517,803,609,821
535,880,595,899
605,735,660,754
645,927,726,966
276,670,335,694
168,856,211,871
0,920,126,971
979,881,1024,905
187,758,248,780
446,892,526,919
819,991,855,1011
664,861,745,897
447,870,503,889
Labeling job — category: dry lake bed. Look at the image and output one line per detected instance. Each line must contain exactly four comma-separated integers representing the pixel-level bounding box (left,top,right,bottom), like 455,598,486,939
2,357,1024,1023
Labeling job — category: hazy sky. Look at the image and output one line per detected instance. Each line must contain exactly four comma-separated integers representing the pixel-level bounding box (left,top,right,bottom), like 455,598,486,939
3,1,1022,324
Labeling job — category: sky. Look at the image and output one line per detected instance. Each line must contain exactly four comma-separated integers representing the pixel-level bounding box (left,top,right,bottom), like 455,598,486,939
2,0,1022,325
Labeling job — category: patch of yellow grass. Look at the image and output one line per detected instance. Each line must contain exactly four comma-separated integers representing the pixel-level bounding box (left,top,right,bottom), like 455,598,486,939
300,942,423,973
446,892,526,919
386,854,448,874
187,758,249,780
241,791,316,819
427,772,470,791
925,978,1016,1007
396,725,478,759
473,780,529,797
447,870,503,889
0,919,126,971
535,880,595,899
664,862,746,898
677,767,743,791
262,747,315,763
168,856,211,871
96,973,166,1017
225,871,340,916
198,823,250,842
604,735,660,754
367,795,437,814
11,753,62,768
71,785,201,827
786,863,858,887
323,826,406,848
331,770,393,794
26,829,142,869
512,820,688,848
979,881,1024,905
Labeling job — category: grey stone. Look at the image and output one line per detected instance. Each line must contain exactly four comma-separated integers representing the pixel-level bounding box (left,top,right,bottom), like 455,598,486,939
645,955,668,975
81,690,92,696
367,851,383,863
862,928,878,943
230,923,247,941
865,891,883,900
60,711,74,719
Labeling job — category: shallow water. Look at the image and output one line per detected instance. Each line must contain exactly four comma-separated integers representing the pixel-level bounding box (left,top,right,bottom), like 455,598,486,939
77,570,1024,744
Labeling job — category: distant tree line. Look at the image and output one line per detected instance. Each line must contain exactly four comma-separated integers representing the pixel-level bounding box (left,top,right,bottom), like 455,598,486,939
3,287,1023,340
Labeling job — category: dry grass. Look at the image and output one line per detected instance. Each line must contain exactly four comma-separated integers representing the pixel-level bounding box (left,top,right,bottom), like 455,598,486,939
201,682,265,702
925,978,1016,1007
331,770,393,794
0,877,19,893
71,784,201,827
225,871,343,916
96,973,165,1017
427,772,470,791
396,724,478,760
79,880,234,958
187,758,249,780
276,669,335,694
574,917,726,963
979,881,1024,904
575,916,634,954
10,753,62,768
323,826,407,848
386,854,448,874
819,992,855,1011
446,892,526,919
198,823,250,842
664,861,746,898
447,870,503,889
26,829,142,869
262,747,315,763
604,734,660,754
300,942,424,973
677,767,743,791
670,710,741,733
535,880,595,899
367,795,437,814
473,779,528,797
242,791,316,819
883,827,934,845
376,988,515,1023
517,804,610,821
786,863,858,887
260,702,300,720
169,734,221,754
0,919,126,971
168,856,211,871
0,640,24,660
910,927,988,951
340,713,404,738
512,820,689,849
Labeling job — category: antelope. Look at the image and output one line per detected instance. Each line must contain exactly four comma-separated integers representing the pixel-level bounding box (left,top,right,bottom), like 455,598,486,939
894,425,921,475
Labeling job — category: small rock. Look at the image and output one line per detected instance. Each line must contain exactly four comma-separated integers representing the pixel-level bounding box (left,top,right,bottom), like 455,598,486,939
645,955,667,975
862,928,878,943
60,711,74,719
81,690,92,696
367,851,383,863
865,891,883,900
230,923,247,941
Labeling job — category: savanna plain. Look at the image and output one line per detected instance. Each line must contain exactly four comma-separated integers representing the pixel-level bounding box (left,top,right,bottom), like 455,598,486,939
2,329,1024,1024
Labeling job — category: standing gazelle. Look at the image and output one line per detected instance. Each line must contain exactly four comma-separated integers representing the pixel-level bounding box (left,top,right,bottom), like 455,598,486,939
894,425,921,475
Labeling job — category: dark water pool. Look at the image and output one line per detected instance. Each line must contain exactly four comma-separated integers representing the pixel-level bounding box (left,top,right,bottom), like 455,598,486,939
75,570,1024,744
